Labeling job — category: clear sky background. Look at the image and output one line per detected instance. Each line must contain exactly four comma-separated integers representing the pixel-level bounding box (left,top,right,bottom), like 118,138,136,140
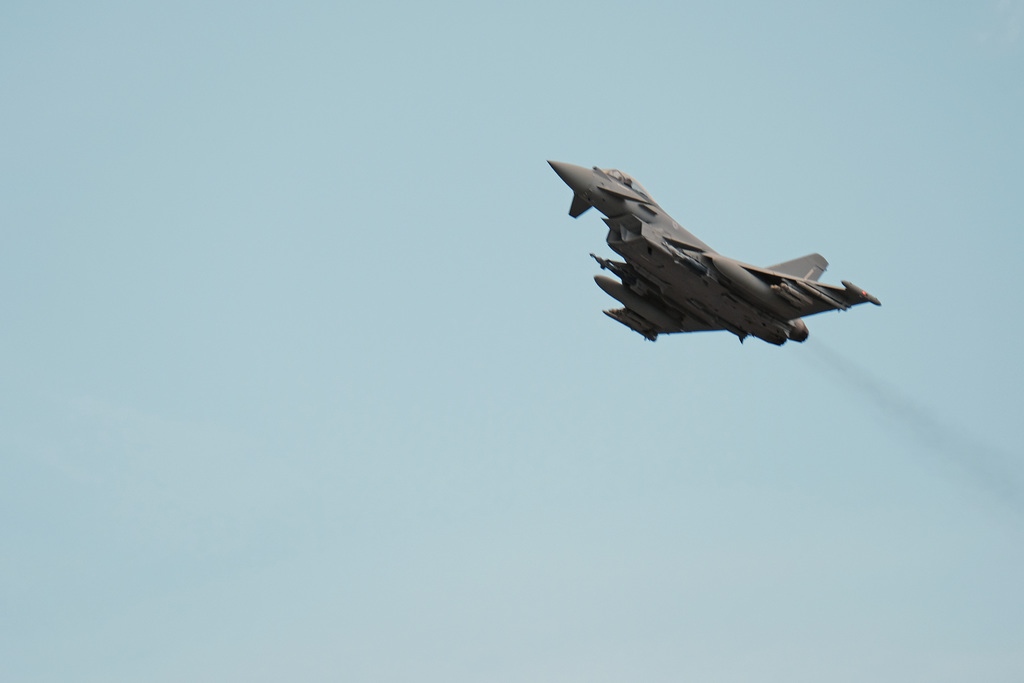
3,2,1023,681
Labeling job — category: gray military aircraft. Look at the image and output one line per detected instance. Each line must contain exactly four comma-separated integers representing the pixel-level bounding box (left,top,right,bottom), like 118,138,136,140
549,161,880,345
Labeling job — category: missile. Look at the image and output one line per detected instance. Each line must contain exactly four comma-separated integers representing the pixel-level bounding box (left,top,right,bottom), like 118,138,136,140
771,281,813,309
594,275,679,331
793,279,849,310
668,246,710,276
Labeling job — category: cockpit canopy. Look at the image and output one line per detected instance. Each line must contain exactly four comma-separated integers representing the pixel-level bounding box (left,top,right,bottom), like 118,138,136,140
600,168,652,200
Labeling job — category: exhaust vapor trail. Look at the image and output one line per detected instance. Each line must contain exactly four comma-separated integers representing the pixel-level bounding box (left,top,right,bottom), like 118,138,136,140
803,340,1023,512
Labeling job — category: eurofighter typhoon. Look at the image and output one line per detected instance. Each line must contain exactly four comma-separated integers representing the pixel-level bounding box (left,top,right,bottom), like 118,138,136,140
549,161,880,345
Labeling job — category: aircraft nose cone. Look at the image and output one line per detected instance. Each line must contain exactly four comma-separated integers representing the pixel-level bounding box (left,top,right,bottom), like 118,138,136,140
548,160,591,192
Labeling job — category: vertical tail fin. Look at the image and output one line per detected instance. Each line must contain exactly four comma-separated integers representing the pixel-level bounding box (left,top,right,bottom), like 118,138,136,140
768,253,828,281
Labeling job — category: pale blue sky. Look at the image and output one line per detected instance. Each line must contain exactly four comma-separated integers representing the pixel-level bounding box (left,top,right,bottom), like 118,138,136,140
3,2,1023,681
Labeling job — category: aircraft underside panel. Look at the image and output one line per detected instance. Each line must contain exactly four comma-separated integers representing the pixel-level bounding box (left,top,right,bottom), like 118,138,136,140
606,236,796,344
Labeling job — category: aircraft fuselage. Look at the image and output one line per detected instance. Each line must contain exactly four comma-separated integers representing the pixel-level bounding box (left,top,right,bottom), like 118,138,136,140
549,161,878,344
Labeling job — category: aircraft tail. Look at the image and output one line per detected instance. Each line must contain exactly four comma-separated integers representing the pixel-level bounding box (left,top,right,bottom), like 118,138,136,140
768,253,828,281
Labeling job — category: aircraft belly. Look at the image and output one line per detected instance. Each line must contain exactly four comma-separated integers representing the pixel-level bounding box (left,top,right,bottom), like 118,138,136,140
611,235,789,342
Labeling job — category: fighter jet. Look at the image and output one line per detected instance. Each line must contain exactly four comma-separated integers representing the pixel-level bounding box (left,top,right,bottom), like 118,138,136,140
549,161,880,345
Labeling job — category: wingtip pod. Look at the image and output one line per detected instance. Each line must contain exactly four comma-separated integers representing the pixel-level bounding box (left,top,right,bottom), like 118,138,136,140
841,280,882,306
